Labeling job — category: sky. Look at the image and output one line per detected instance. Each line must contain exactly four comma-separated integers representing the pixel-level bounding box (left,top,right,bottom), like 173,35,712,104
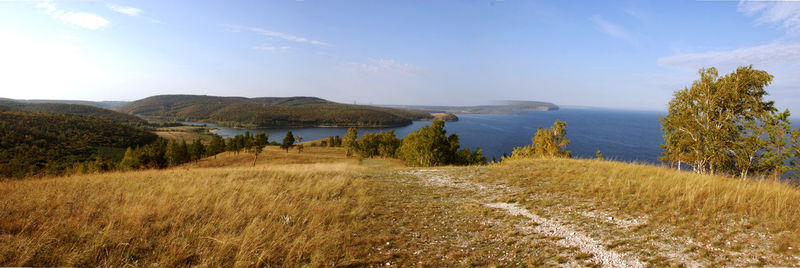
1,0,800,111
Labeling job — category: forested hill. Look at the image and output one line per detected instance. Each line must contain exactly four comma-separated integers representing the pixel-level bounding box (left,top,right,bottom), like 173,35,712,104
118,95,434,127
0,98,129,109
0,110,157,178
0,100,146,124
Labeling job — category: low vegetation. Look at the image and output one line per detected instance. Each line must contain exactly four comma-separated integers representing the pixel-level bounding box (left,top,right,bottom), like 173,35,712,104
506,120,571,159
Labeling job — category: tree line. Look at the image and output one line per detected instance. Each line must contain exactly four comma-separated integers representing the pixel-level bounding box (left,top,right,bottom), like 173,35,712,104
340,120,488,166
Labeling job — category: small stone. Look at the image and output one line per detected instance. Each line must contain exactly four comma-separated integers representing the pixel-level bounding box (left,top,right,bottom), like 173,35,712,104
608,216,614,221
385,262,391,266
386,242,390,245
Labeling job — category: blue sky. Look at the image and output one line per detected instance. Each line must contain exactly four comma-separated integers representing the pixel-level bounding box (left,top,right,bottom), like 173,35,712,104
2,0,800,111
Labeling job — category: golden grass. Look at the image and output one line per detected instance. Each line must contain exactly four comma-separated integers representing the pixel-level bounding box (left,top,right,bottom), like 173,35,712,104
153,126,214,142
188,146,406,168
0,163,380,266
3,148,800,266
491,158,800,259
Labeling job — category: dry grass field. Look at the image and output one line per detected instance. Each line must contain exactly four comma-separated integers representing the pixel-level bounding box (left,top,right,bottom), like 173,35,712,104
2,148,799,266
152,126,215,143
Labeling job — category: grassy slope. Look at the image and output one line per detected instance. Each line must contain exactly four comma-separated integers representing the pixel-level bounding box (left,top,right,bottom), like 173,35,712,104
1,148,799,266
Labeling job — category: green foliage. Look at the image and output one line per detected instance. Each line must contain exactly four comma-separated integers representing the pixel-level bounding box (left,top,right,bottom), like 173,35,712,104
350,130,401,158
509,120,571,159
396,120,486,166
119,95,433,127
207,134,226,158
166,139,189,166
281,131,296,152
118,148,141,170
0,110,157,178
343,128,358,156
251,133,269,165
189,138,206,162
660,66,800,178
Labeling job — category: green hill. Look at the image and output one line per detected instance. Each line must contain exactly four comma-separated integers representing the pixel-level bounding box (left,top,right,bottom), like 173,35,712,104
0,98,129,109
0,110,158,178
118,95,434,127
0,100,146,124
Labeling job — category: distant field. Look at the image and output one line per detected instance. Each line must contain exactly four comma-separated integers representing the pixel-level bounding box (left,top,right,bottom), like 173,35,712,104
152,126,216,143
1,148,798,266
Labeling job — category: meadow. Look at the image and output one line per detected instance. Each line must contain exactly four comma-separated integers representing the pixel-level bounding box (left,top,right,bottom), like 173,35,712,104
2,146,799,266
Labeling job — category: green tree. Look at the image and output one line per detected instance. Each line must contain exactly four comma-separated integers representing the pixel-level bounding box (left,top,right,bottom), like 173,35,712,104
510,120,571,159
759,110,794,179
207,134,225,159
281,131,295,152
596,149,604,160
343,127,358,156
252,132,268,166
166,139,189,166
118,147,141,170
397,120,485,166
188,138,205,162
661,66,777,175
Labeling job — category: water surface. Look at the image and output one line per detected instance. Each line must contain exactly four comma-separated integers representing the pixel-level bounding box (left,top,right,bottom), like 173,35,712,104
190,108,667,163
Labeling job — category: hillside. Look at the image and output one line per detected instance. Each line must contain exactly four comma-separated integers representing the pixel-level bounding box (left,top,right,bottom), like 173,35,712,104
1,148,798,266
118,95,434,127
0,110,157,178
0,100,146,124
0,98,129,109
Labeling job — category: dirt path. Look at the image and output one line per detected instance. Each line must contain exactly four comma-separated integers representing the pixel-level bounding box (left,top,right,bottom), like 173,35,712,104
397,168,695,267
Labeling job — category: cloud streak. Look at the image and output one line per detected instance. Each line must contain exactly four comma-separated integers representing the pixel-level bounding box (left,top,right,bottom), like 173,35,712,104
738,0,800,36
243,27,329,46
37,2,109,30
590,15,637,45
657,42,800,69
252,44,292,52
107,4,141,17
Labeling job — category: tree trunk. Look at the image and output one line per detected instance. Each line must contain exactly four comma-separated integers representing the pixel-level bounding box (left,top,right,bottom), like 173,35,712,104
253,154,258,167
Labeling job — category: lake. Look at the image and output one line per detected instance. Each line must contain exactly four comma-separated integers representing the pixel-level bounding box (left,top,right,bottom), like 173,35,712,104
189,108,667,164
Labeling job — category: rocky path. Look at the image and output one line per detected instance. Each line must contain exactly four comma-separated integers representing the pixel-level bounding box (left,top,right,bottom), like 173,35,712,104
394,168,698,267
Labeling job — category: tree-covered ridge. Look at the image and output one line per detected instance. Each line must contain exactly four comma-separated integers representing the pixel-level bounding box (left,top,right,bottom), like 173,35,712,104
0,100,146,124
0,110,157,178
118,94,434,127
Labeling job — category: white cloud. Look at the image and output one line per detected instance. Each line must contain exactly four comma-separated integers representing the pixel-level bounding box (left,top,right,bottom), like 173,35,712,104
252,44,291,52
36,2,109,30
590,15,637,45
368,58,418,72
738,0,800,36
243,26,329,46
657,42,800,69
107,4,142,17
